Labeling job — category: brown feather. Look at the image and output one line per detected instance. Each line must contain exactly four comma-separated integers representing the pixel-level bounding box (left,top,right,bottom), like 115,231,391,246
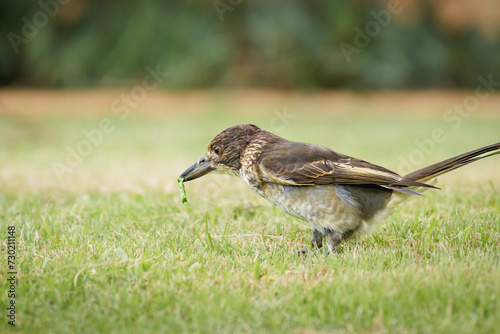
259,140,434,192
405,143,500,182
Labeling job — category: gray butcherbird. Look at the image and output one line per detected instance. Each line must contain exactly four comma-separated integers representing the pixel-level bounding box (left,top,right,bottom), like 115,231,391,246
180,124,499,253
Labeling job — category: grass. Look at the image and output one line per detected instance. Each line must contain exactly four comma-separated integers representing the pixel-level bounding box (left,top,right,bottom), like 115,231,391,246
0,99,499,333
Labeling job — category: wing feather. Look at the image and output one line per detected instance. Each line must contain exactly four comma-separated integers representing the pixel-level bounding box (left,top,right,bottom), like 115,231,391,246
259,142,435,191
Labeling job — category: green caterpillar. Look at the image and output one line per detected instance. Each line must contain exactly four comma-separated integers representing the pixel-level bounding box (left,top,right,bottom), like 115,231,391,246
177,178,188,204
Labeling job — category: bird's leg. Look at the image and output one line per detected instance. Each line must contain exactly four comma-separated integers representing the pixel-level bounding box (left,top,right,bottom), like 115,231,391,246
298,229,324,254
325,230,343,255
311,229,324,249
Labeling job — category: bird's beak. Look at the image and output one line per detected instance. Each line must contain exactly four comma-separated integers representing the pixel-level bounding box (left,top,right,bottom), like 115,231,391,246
179,156,215,181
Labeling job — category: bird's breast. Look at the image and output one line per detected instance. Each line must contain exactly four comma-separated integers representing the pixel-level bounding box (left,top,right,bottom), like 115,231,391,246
239,138,268,191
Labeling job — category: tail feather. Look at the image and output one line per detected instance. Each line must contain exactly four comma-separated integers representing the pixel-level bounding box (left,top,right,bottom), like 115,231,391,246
404,143,500,183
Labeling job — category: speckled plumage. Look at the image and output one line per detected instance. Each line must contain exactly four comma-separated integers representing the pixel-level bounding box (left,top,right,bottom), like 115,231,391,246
180,124,500,253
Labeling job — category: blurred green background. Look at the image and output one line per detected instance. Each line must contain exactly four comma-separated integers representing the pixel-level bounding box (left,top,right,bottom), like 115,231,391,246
2,0,500,89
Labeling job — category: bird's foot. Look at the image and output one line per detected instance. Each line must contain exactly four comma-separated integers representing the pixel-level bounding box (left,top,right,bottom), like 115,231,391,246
298,229,327,255
297,247,309,255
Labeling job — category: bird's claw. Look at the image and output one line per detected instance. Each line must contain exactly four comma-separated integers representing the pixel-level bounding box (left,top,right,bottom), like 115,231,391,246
297,247,309,255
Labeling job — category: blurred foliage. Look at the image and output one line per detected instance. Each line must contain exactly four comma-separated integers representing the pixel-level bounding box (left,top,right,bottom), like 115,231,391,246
1,0,500,89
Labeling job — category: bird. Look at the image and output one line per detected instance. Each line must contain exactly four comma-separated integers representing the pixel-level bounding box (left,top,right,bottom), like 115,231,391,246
179,124,500,254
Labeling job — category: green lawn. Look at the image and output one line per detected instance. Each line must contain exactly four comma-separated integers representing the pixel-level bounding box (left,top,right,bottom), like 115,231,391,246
1,103,499,333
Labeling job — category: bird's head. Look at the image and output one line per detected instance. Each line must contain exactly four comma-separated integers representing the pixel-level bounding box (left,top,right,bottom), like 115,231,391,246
179,124,261,181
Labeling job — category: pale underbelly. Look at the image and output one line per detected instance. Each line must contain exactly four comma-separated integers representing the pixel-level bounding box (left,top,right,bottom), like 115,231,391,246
250,183,395,238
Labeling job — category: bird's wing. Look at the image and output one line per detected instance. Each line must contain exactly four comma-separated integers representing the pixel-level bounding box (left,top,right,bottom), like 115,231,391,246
259,142,434,191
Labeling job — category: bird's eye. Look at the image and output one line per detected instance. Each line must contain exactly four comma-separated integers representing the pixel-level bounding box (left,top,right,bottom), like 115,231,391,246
214,146,221,155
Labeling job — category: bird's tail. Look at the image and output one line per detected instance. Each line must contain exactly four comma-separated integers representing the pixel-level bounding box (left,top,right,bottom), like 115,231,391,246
404,143,500,183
